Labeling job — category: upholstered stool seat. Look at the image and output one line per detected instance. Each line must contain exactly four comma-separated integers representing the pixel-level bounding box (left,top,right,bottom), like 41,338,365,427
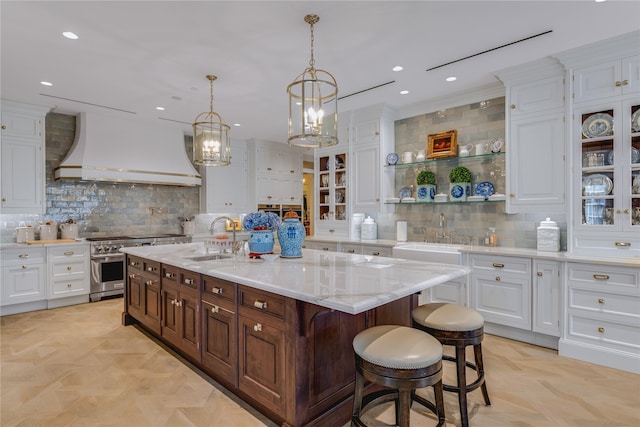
412,303,491,427
352,325,445,427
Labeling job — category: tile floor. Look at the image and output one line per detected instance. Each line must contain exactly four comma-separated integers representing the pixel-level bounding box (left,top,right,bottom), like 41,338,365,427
1,298,639,427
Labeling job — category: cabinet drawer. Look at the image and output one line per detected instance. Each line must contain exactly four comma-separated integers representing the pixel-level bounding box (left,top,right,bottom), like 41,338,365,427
303,241,338,252
239,286,285,321
567,263,639,290
202,275,236,304
340,243,361,254
202,292,235,314
362,246,392,257
569,287,640,318
52,259,86,276
48,245,87,258
2,247,45,265
179,269,199,290
161,264,179,284
142,260,160,275
128,256,145,273
470,254,530,275
50,277,86,296
567,313,640,351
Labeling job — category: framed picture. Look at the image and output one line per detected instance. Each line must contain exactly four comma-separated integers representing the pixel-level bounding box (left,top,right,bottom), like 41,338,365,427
427,130,457,159
226,218,242,231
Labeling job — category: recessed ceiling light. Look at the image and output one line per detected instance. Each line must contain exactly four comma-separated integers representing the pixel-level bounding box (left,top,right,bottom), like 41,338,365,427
392,66,404,72
40,81,53,86
446,76,457,82
62,31,78,40
156,106,165,111
400,90,409,95
233,123,241,127
595,0,607,3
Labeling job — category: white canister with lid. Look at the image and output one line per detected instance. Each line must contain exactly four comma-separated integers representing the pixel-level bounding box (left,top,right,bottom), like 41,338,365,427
360,216,377,241
15,226,35,243
351,213,365,240
537,217,560,252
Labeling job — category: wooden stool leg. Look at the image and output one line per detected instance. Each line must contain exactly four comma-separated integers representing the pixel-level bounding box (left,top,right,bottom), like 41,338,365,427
434,380,446,427
473,344,491,406
455,344,470,427
397,389,411,427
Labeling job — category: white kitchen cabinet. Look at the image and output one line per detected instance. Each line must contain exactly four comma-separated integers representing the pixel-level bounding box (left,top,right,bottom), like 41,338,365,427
560,262,640,374
532,259,561,337
0,247,46,315
496,60,566,214
1,101,49,214
301,240,338,252
200,139,249,213
47,244,90,306
572,54,640,104
247,139,303,206
469,254,532,330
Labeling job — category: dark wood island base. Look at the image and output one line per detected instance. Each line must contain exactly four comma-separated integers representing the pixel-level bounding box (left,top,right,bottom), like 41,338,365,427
123,254,417,427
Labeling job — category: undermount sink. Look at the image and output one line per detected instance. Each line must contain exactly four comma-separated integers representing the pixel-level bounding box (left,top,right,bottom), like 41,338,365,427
392,243,462,264
185,253,232,261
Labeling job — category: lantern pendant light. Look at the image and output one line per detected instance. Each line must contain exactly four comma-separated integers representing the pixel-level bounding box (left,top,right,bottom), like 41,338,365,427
287,14,338,148
193,74,231,166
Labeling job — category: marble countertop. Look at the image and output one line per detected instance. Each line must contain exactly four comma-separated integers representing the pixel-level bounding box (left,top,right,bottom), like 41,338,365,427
1,240,88,249
120,242,469,315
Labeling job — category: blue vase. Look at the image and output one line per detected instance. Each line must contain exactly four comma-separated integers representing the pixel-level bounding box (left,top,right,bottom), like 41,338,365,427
248,228,274,256
277,217,305,258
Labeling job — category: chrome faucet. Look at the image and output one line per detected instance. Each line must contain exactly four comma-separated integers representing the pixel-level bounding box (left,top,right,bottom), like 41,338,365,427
209,216,240,255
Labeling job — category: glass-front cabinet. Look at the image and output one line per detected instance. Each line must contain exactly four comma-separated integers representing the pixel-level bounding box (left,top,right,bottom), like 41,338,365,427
574,99,640,249
316,150,348,236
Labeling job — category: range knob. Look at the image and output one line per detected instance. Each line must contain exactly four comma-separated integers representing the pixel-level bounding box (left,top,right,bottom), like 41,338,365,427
111,245,119,252
96,246,104,253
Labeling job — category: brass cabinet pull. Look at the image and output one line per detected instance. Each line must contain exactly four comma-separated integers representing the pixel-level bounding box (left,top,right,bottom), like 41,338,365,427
615,81,622,87
212,287,223,295
130,261,139,267
322,247,330,251
510,104,516,109
266,167,272,171
593,274,609,280
67,283,72,288
147,266,156,272
67,266,72,271
165,272,174,278
253,323,262,332
128,273,137,279
211,305,219,314
495,276,501,282
253,300,268,309
537,272,543,277
622,79,629,86
1,125,6,129
18,254,29,259
598,327,605,333
492,263,504,268
347,249,356,253
614,242,631,247
184,278,194,285
22,265,27,269
598,298,605,304
64,251,74,256
371,252,380,256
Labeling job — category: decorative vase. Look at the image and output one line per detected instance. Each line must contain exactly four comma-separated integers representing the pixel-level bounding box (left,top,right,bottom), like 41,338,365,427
277,213,305,258
416,184,436,203
450,182,470,202
248,227,274,257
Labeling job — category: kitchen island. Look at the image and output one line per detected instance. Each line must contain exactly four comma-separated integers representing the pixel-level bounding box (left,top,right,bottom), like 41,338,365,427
120,243,468,427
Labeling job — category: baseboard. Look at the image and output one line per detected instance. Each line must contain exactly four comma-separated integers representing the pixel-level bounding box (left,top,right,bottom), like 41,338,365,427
0,300,47,316
484,322,559,350
558,339,640,374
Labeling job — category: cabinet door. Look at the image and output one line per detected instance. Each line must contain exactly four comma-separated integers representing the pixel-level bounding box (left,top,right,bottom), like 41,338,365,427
573,59,621,104
509,75,564,116
622,54,640,96
1,263,46,306
201,299,237,386
237,314,286,414
1,138,44,213
178,286,201,362
161,284,180,347
507,112,565,212
470,272,532,330
421,278,466,306
200,141,248,213
532,260,561,337
352,143,380,212
127,271,145,319
142,280,161,334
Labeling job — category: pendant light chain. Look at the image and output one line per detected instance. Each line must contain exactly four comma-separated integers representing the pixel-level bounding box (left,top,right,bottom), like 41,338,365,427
308,18,315,69
207,74,216,115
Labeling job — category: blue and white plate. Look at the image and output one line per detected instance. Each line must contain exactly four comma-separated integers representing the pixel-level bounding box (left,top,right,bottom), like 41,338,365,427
386,152,399,165
633,147,640,164
398,186,412,199
582,113,613,138
474,181,495,198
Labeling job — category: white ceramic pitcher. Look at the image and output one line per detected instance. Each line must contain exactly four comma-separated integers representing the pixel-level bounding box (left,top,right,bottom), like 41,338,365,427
458,144,473,157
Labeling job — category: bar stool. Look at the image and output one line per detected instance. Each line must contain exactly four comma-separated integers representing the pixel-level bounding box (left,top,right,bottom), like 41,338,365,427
351,325,446,427
411,303,491,427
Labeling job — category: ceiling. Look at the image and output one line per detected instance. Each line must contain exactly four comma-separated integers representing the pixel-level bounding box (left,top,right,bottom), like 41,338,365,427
2,1,639,144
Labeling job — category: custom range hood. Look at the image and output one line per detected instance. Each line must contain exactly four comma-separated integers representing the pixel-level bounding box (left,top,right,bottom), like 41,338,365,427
54,112,201,186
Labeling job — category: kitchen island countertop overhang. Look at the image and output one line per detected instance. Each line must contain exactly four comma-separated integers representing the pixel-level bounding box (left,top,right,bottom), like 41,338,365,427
120,242,469,315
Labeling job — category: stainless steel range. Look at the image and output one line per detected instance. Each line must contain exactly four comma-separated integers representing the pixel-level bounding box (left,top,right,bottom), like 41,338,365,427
88,234,191,302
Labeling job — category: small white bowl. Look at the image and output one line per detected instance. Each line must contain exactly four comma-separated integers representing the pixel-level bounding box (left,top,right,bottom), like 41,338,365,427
261,254,280,262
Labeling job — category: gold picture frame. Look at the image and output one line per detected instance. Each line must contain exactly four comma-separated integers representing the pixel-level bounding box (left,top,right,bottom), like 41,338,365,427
225,218,242,231
427,130,458,159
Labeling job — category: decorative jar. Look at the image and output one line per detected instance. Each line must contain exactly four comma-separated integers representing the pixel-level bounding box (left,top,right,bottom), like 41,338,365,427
248,226,275,257
277,211,305,258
